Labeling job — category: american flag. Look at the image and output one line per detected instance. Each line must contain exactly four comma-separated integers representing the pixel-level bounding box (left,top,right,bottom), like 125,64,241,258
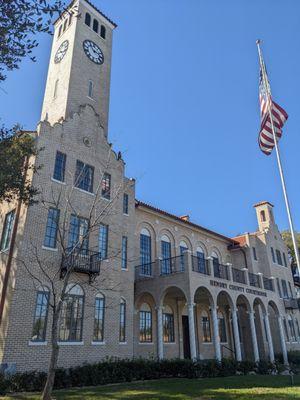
258,68,288,155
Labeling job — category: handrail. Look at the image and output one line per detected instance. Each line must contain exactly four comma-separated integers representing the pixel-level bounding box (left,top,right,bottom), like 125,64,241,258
221,344,236,357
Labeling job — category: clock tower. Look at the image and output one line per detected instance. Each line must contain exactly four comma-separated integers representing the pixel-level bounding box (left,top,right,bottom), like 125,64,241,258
40,0,116,136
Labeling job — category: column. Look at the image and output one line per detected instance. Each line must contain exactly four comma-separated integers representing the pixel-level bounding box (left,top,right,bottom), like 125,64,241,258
232,308,242,361
278,315,289,366
249,311,260,362
211,306,221,362
264,313,275,363
188,303,197,360
156,306,164,360
242,268,249,286
207,256,213,276
226,263,233,281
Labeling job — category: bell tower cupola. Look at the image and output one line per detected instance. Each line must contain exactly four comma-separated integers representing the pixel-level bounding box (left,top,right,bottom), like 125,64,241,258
254,201,275,232
40,0,117,136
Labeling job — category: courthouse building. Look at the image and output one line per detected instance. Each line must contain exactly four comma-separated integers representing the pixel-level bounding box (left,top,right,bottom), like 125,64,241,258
0,0,300,372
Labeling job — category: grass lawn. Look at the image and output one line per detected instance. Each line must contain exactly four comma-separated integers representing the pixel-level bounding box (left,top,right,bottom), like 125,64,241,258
2,374,300,400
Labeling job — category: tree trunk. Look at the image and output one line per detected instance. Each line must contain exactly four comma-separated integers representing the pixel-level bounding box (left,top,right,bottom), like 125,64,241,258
41,310,60,400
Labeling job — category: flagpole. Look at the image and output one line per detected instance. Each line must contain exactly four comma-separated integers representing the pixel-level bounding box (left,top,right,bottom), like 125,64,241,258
256,39,300,278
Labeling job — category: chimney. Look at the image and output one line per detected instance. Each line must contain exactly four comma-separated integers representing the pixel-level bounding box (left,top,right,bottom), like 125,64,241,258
180,215,190,222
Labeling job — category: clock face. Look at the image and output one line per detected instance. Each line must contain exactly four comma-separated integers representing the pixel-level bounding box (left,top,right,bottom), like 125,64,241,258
54,40,69,63
83,40,104,65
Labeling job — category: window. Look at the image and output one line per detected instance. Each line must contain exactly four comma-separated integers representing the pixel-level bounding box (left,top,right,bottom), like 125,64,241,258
201,310,211,342
101,173,111,199
218,311,227,343
252,247,257,261
161,236,171,274
88,80,93,98
0,210,15,251
282,280,289,299
288,317,297,342
283,318,289,341
212,252,220,277
63,18,68,32
121,236,127,269
53,78,59,99
276,249,283,265
99,224,108,259
93,293,105,342
119,298,126,342
271,247,276,263
75,160,94,193
139,303,152,342
276,278,282,298
123,193,129,214
179,241,188,271
31,288,49,342
67,215,89,254
58,24,63,37
53,151,66,182
100,25,106,39
260,210,266,222
85,12,91,26
59,284,84,342
44,208,60,248
93,19,99,33
68,14,72,26
196,247,206,273
163,306,174,342
140,229,151,275
283,253,288,267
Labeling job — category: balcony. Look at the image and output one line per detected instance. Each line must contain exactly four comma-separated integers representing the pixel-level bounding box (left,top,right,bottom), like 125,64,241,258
283,298,299,310
263,277,274,291
248,272,261,288
160,255,186,275
213,263,229,280
61,248,101,282
135,261,156,280
191,255,210,275
232,267,246,284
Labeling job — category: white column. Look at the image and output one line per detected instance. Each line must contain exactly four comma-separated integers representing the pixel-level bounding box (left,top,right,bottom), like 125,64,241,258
156,306,164,360
278,315,289,366
249,311,260,362
211,306,221,362
188,303,197,360
264,313,275,363
226,263,233,281
232,308,242,361
242,268,249,286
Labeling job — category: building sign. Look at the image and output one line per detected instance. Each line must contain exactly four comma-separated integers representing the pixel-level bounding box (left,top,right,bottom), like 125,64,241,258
210,280,267,297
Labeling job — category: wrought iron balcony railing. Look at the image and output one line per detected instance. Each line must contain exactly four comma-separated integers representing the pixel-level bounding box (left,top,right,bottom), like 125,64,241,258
61,248,101,282
248,272,260,288
135,261,156,280
191,255,210,275
213,263,229,280
160,255,186,275
283,298,299,310
232,268,246,284
263,277,274,291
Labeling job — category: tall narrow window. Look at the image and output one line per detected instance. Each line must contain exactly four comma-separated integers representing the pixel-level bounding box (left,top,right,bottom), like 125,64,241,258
0,210,15,251
212,252,220,278
276,278,282,298
75,160,94,193
196,247,206,273
260,210,266,222
44,208,60,249
283,253,288,267
67,215,89,254
139,303,152,343
85,12,91,26
93,293,105,342
63,18,68,32
161,236,171,274
99,224,108,259
140,229,151,275
201,310,211,342
68,13,72,26
276,249,283,265
101,173,111,199
218,311,227,343
59,284,84,342
88,80,93,98
123,193,129,214
58,24,63,38
282,280,289,298
93,19,99,33
271,247,276,263
121,236,128,269
100,25,106,39
53,151,66,182
53,79,59,99
31,287,49,342
283,318,289,341
288,317,296,342
119,298,126,342
252,247,257,261
163,306,174,342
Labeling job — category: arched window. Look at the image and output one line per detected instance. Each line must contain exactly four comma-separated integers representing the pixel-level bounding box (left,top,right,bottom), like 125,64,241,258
140,228,152,275
260,210,266,222
139,303,152,342
31,286,49,342
93,19,99,33
85,12,91,27
100,25,106,39
119,298,126,342
93,293,105,342
59,284,84,342
53,79,59,99
163,305,174,342
88,80,93,98
161,235,171,274
218,311,227,343
201,310,211,342
196,246,206,273
63,18,68,32
58,24,63,38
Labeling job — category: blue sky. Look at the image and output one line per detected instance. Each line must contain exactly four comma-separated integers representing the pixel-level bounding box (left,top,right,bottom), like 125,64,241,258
1,0,300,238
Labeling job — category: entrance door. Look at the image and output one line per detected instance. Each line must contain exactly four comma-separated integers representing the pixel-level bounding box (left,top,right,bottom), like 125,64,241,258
182,315,191,359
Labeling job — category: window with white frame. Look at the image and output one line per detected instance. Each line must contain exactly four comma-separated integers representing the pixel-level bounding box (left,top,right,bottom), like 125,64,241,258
119,298,126,342
88,80,93,98
31,287,49,342
44,208,60,249
161,235,171,274
140,229,152,275
99,224,108,260
101,173,111,200
93,293,105,342
121,236,128,269
59,284,84,342
139,303,152,343
201,309,211,342
0,209,15,251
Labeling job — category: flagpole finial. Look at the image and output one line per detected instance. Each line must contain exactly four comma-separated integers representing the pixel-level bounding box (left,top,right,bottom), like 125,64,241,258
256,39,261,45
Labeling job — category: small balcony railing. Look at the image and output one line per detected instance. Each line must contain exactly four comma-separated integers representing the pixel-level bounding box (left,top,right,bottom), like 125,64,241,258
263,277,274,291
248,272,260,288
61,248,101,282
213,263,229,280
232,268,246,284
160,255,186,275
191,255,210,275
135,261,156,280
283,298,299,310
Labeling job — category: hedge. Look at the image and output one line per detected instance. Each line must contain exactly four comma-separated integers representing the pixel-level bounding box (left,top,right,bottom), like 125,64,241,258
0,356,296,395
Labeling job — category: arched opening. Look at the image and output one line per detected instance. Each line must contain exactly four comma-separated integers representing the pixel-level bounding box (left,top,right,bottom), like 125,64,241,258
236,294,252,361
139,228,152,276
100,24,106,39
134,292,156,358
59,284,84,342
216,291,234,359
268,301,281,355
253,298,267,360
93,19,99,33
161,234,172,274
85,12,91,27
